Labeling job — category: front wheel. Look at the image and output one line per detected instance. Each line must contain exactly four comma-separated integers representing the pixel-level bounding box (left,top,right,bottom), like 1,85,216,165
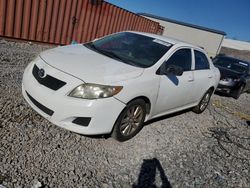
193,90,212,114
112,99,146,142
233,84,244,99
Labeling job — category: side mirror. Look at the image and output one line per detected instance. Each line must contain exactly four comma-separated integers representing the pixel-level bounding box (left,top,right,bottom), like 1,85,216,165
165,65,184,76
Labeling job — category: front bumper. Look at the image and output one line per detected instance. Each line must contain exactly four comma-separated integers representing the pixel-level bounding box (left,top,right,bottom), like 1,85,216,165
216,81,240,95
22,59,126,135
216,84,233,94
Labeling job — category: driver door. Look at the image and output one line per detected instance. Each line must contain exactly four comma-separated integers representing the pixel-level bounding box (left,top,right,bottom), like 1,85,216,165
154,48,195,116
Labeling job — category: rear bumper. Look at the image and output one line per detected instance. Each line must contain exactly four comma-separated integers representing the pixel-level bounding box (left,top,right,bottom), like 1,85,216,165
22,60,126,135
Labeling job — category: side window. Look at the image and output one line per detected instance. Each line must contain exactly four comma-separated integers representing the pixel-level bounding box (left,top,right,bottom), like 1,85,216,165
165,49,192,71
194,50,210,70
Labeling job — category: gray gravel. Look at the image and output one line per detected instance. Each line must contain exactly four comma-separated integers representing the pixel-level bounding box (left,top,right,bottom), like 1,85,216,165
0,39,250,188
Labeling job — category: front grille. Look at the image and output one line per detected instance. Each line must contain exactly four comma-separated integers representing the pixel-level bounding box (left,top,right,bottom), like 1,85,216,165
32,64,66,90
26,91,54,116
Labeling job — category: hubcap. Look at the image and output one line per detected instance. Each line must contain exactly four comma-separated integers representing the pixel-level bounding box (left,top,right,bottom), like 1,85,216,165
200,93,210,111
120,105,144,136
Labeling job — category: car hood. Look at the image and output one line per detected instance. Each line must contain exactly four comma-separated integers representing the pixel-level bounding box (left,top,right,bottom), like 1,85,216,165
215,66,243,79
40,44,144,84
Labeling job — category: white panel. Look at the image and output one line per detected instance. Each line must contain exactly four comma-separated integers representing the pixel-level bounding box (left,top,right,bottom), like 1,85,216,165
222,38,250,50
143,16,224,57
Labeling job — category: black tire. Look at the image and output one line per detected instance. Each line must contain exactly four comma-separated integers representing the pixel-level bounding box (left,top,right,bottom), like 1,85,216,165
233,84,244,99
193,89,212,114
112,99,146,142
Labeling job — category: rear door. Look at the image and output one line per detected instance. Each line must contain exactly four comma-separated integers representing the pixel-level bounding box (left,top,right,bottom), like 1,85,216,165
192,49,213,101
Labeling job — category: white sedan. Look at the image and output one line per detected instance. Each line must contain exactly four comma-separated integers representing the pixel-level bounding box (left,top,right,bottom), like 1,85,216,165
22,31,220,141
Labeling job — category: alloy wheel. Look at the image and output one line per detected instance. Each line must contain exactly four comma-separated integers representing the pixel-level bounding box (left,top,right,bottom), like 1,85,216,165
120,105,144,136
200,92,211,111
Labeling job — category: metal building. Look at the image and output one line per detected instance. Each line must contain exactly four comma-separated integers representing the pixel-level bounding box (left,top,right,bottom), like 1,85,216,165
139,13,226,57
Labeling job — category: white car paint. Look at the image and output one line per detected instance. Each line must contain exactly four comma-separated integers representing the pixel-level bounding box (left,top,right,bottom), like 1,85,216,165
22,31,220,136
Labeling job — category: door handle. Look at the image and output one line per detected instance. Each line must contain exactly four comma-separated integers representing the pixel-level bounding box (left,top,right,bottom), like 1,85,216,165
208,75,213,78
188,77,194,82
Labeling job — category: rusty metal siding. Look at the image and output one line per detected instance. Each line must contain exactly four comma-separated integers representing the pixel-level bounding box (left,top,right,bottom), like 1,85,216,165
14,0,22,38
0,0,162,45
65,0,77,43
0,0,6,35
43,0,53,42
5,0,15,37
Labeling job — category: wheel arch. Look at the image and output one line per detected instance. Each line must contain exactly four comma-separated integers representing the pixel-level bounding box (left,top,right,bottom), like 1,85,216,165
240,81,246,90
111,96,150,141
127,96,151,114
197,86,215,105
208,86,215,93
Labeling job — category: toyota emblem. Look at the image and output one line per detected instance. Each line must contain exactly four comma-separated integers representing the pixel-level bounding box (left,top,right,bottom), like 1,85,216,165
38,68,45,78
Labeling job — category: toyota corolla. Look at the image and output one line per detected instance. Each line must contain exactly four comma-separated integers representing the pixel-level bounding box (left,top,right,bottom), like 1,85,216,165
22,31,220,141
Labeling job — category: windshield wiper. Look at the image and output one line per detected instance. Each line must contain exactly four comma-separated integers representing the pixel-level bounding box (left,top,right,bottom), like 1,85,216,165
98,49,142,67
95,48,139,66
84,43,120,59
100,50,125,62
84,43,142,67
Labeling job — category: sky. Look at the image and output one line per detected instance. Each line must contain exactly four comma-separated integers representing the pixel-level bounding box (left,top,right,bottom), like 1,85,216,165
107,0,250,42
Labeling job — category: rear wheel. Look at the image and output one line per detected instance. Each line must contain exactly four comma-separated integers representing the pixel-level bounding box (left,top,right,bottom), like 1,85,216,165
112,99,146,142
193,90,212,114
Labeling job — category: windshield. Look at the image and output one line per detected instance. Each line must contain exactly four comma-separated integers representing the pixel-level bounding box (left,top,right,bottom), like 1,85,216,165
213,57,249,74
84,32,172,68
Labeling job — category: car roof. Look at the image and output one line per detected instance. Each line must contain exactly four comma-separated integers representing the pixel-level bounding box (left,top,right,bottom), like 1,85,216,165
126,31,203,50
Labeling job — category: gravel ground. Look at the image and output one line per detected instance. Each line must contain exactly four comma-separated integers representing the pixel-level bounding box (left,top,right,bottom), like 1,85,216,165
0,40,250,188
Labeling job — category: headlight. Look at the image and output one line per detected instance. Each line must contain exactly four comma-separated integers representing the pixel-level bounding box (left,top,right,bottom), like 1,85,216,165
221,78,240,82
68,83,123,99
222,78,232,82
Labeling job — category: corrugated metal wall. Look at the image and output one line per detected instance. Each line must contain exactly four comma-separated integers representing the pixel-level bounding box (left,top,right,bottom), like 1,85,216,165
0,0,162,45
